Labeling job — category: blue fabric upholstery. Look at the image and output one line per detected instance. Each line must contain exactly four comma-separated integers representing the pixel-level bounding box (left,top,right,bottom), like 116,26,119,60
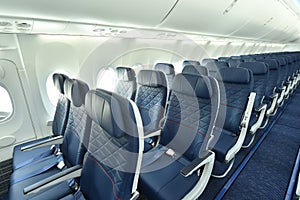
10,88,143,200
115,66,137,100
211,67,253,162
135,70,167,134
12,73,70,170
239,62,269,109
80,90,139,200
79,89,142,200
139,73,219,199
256,59,280,100
218,57,230,62
10,78,90,185
182,64,209,76
227,59,243,68
154,63,175,94
205,61,229,77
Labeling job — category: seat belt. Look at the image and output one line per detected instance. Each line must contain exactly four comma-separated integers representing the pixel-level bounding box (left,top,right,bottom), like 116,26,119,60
14,145,59,170
141,146,190,168
12,152,65,184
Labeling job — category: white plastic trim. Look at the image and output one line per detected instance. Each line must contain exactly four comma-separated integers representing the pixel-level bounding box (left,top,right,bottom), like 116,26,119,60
277,86,286,106
266,93,278,116
182,151,215,200
128,99,144,194
20,135,63,151
296,172,300,197
249,104,267,134
225,92,256,162
26,168,82,195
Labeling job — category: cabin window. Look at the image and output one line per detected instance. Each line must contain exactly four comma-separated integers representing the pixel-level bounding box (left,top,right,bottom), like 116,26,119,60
0,85,13,122
97,68,117,91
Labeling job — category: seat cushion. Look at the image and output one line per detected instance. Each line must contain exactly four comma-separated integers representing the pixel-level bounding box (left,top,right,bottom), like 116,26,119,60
139,151,199,200
12,136,53,170
8,167,69,200
213,129,237,162
10,155,58,185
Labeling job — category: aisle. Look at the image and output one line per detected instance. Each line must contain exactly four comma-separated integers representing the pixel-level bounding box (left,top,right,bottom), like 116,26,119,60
223,91,300,200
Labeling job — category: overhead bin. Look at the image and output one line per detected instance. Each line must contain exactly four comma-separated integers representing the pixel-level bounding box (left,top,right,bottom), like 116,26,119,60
159,0,300,42
0,0,178,27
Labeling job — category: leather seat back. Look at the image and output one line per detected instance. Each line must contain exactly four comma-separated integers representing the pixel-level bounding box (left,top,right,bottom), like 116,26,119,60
135,70,167,134
256,59,280,100
61,78,91,167
115,66,137,100
213,67,254,135
238,62,269,109
160,70,219,160
52,73,70,137
154,63,175,94
80,89,143,200
182,64,209,76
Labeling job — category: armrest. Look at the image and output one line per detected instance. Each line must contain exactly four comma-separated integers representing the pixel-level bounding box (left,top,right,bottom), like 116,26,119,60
250,104,267,134
255,103,267,112
180,151,214,177
270,93,278,99
144,128,161,139
21,135,64,151
296,172,300,197
23,165,82,195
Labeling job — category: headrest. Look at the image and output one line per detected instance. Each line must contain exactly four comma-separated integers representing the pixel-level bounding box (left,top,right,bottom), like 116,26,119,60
64,79,89,107
230,56,241,59
137,70,167,87
217,68,252,84
85,89,136,139
205,60,229,70
52,73,69,94
172,73,213,99
228,59,243,68
275,57,287,66
218,57,230,62
182,64,209,76
116,67,136,81
256,59,279,70
201,58,217,66
238,62,268,75
154,63,175,75
182,60,200,67
286,56,292,64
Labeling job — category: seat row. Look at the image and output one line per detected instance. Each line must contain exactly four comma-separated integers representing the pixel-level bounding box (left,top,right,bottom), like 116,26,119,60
8,51,300,199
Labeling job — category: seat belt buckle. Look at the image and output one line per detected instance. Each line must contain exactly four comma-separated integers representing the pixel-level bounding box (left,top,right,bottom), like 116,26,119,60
57,159,65,170
56,152,65,170
165,148,176,158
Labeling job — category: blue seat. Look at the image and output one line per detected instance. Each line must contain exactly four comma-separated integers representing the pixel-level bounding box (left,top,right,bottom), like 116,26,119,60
12,73,71,171
201,58,217,66
227,58,243,68
256,59,281,116
9,78,90,195
115,66,137,100
182,60,200,68
154,63,175,95
139,70,219,199
218,57,230,62
210,68,254,175
204,60,228,77
135,70,167,134
11,89,144,200
238,62,269,146
182,64,209,76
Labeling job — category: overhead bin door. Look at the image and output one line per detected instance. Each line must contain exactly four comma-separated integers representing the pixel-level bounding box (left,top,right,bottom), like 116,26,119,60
0,60,35,162
0,0,178,27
